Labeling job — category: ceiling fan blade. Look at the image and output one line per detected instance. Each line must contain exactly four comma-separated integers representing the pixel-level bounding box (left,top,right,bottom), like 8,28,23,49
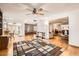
25,8,33,11
38,8,49,12
38,8,43,12
39,13,44,15
36,13,44,15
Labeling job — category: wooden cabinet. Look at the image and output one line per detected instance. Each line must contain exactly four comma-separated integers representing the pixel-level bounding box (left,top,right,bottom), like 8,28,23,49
0,10,2,35
0,29,2,35
0,36,9,50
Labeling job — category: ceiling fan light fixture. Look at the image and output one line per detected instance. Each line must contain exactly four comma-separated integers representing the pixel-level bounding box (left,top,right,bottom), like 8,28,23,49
38,8,43,11
33,8,37,14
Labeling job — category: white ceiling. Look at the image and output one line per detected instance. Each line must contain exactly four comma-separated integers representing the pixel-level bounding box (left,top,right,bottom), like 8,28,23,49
41,3,79,14
0,3,79,23
0,3,79,13
49,17,68,24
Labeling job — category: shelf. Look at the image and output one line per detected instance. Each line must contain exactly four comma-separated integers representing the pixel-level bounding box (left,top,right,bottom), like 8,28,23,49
0,11,2,35
0,28,2,29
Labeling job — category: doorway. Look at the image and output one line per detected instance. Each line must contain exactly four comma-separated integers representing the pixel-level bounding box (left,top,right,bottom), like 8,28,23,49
25,23,37,41
49,17,69,49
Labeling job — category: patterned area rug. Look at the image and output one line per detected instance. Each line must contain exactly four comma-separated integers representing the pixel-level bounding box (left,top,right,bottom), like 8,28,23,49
13,39,65,56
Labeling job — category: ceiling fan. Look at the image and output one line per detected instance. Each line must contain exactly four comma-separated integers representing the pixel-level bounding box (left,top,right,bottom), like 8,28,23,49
18,3,48,16
25,8,45,15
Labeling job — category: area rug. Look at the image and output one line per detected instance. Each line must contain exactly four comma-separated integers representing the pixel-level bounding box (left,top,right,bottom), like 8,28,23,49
13,39,65,56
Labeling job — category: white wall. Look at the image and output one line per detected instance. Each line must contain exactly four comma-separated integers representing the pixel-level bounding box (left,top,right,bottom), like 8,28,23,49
49,24,53,32
69,12,79,47
3,12,30,36
53,23,61,30
3,22,25,36
37,20,49,39
37,20,45,32
61,25,69,30
48,11,79,47
45,20,49,39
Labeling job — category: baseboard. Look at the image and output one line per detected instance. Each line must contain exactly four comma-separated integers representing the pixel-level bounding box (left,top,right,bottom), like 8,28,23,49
69,44,79,48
